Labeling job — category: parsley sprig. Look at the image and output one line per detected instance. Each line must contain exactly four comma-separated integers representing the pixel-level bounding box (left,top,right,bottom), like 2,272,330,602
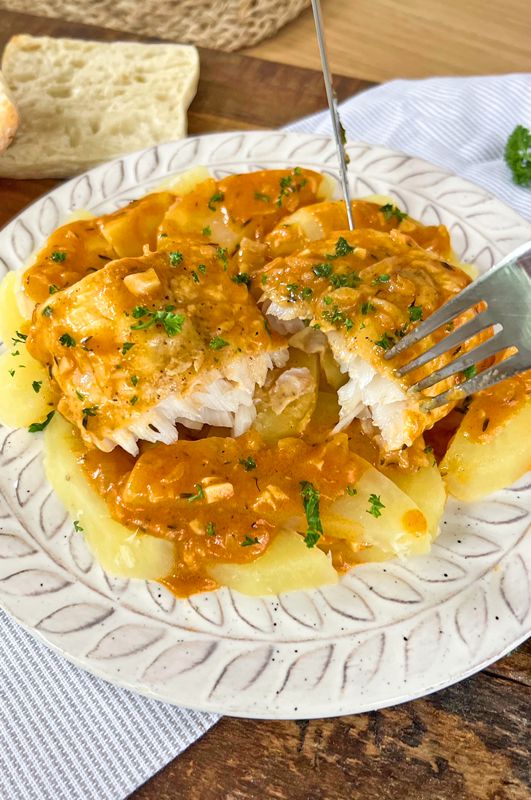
367,494,385,518
380,203,407,222
300,481,323,548
131,306,185,337
504,125,531,186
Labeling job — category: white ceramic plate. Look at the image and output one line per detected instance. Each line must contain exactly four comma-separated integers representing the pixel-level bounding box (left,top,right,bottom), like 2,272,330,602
0,132,530,719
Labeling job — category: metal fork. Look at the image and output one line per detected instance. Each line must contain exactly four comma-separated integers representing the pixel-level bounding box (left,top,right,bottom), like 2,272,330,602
384,239,531,409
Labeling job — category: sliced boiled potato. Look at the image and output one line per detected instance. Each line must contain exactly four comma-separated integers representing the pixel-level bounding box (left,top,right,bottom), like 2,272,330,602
0,345,54,428
441,399,531,501
156,165,211,194
253,350,319,443
44,413,175,579
382,461,446,539
323,461,430,559
208,529,337,596
0,270,29,344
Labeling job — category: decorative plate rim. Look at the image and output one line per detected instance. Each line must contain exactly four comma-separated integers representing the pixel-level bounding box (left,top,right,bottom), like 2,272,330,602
0,130,530,719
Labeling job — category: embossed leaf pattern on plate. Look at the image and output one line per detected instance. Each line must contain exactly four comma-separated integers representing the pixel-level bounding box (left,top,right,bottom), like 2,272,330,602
0,132,529,718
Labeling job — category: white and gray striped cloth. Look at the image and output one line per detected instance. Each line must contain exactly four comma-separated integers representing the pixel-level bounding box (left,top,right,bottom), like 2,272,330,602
1,74,529,800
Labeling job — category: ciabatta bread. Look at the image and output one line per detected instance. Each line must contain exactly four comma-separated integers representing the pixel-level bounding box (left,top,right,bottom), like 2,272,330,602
0,71,19,153
0,35,199,179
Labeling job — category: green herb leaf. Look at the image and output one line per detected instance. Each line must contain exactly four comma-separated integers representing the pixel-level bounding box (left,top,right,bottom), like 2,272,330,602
11,330,27,345
132,306,149,319
346,485,357,496
32,381,42,394
188,483,205,503
59,333,76,347
130,395,139,405
51,251,67,262
361,301,375,315
42,306,53,317
8,369,15,377
122,342,135,354
206,522,217,536
332,236,355,257
28,411,55,433
198,263,207,274
75,390,85,400
380,203,407,222
208,191,224,211
261,274,268,285
232,273,251,286
49,284,60,294
312,262,333,278
409,305,423,322
367,493,385,518
374,332,394,350
254,191,271,202
300,480,323,548
241,535,260,547
131,308,185,337
372,274,390,284
209,336,229,350
504,125,531,186
463,364,477,380
82,405,98,419
169,251,183,266
130,375,139,386
73,520,84,532
329,271,361,289
239,456,257,471
191,270,200,283
202,226,212,237
216,246,229,270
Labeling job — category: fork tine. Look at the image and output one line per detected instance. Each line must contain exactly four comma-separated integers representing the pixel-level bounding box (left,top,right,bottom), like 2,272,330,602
413,332,506,392
397,313,491,376
384,284,485,360
422,354,524,410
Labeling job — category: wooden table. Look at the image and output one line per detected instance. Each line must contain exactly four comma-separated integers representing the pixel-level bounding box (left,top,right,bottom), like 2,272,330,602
0,11,529,800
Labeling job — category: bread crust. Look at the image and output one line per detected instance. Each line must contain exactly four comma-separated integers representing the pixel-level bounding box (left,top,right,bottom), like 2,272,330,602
0,72,19,153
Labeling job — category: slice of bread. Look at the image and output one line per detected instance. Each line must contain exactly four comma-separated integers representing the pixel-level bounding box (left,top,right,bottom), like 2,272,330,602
0,35,199,179
0,71,19,153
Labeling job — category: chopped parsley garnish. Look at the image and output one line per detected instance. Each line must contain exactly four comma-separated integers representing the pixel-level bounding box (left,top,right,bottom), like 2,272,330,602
82,406,98,419
75,390,85,400
73,520,84,532
28,411,55,433
254,191,271,203
367,493,385,518
361,302,375,315
504,125,531,186
198,263,207,274
424,445,434,454
159,232,168,238
206,522,217,537
32,381,42,394
216,246,229,270
330,236,355,258
239,456,257,471
276,169,307,207
241,535,260,547
380,203,407,222
8,369,15,377
344,317,354,331
130,375,139,386
209,336,229,350
51,251,67,262
286,283,313,302
208,191,224,211
130,396,139,405
372,274,390,284
313,262,333,278
11,330,27,345
329,271,361,289
323,295,333,305
232,272,251,286
191,270,200,283
11,350,19,356
463,364,478,380
323,304,351,331
49,284,60,294
300,480,323,548
131,307,185,337
188,483,205,503
375,332,394,350
346,485,357,496
42,306,53,317
122,342,135,354
59,333,76,347
409,305,423,322
169,251,183,266
202,226,212,237
261,274,268,285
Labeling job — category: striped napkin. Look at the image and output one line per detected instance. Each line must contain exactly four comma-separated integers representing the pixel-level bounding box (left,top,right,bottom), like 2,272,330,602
1,74,529,800
286,74,531,221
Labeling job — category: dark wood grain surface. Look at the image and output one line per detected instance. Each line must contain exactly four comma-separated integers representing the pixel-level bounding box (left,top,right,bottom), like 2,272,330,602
0,10,529,800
